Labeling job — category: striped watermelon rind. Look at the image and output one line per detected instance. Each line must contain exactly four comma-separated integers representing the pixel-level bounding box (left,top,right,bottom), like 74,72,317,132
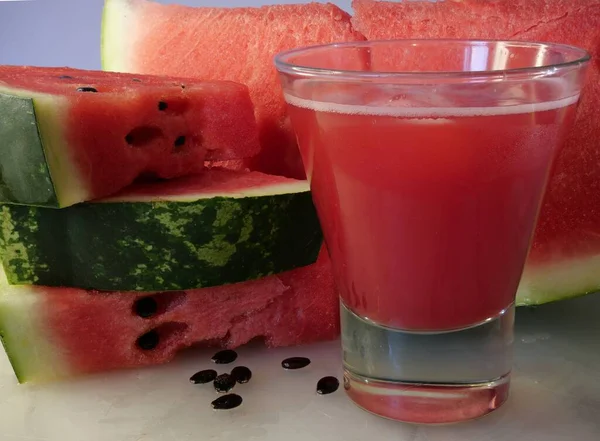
0,90,86,208
0,170,323,292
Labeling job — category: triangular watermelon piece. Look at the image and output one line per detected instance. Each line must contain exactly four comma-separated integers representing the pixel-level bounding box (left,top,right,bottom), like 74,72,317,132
0,65,260,207
352,0,600,306
101,0,366,180
0,249,337,384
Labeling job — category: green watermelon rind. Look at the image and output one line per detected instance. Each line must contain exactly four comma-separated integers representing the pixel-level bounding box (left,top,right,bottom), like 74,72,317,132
0,276,69,384
517,254,600,306
0,180,323,292
0,93,55,207
517,288,600,308
0,90,86,208
101,0,135,72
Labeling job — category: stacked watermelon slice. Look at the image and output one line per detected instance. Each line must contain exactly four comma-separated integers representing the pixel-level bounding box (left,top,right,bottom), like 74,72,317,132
0,3,365,383
0,64,337,383
100,0,600,307
351,0,600,306
1,0,599,384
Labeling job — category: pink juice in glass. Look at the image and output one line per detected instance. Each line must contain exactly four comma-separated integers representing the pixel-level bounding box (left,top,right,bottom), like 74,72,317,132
287,94,579,332
277,39,589,424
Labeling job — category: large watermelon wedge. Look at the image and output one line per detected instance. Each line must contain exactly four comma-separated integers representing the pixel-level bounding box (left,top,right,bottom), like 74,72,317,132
101,0,366,180
0,65,260,208
0,249,337,384
352,0,600,306
0,169,322,292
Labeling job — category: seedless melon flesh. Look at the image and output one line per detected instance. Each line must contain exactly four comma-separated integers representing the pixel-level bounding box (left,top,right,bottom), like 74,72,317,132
0,65,260,207
352,0,600,306
101,0,366,180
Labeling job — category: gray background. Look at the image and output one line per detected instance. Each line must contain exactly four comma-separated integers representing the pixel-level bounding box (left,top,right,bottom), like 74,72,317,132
0,0,353,69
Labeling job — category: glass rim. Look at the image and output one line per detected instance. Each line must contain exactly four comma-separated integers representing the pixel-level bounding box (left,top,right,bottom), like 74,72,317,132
274,39,591,80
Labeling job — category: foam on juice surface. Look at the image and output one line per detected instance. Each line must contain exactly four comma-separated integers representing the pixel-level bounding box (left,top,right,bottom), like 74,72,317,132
284,92,580,118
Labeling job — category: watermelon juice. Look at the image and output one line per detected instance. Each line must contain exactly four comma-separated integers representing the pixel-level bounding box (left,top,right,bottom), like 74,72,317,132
276,39,589,424
286,95,579,332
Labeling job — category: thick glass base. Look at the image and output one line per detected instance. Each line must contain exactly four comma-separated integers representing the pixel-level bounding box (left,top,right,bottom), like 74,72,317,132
344,370,510,424
341,301,514,424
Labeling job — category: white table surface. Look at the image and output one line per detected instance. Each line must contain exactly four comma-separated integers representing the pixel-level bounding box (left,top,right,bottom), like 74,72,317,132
1,293,600,441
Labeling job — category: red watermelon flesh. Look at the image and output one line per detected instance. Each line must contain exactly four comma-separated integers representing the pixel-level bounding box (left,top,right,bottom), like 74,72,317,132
352,0,600,304
352,0,599,40
226,249,338,349
0,248,337,383
101,166,306,201
102,0,366,180
0,65,260,206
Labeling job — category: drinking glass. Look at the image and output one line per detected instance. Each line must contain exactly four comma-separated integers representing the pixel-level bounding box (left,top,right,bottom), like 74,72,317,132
276,40,590,424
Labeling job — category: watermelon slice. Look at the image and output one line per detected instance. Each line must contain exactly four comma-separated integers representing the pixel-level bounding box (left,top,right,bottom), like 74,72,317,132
101,0,366,180
352,0,600,306
0,249,337,384
0,169,322,292
0,65,260,208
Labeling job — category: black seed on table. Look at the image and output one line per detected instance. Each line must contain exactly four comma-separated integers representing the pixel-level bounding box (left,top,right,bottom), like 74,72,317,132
58,75,73,79
316,376,339,395
281,357,311,370
211,394,243,410
174,135,186,147
134,296,158,318
214,373,236,393
211,349,238,364
158,101,168,111
189,369,217,384
136,330,160,350
231,366,252,384
76,86,98,93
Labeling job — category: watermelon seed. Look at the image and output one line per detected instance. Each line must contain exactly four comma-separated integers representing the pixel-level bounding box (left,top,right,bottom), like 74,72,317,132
174,136,186,147
214,373,236,393
58,75,73,79
211,394,242,410
133,296,158,318
160,98,190,114
132,78,142,82
136,330,160,351
190,369,218,384
316,376,339,395
76,87,98,93
282,357,311,370
231,366,252,384
125,126,164,147
211,349,238,364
